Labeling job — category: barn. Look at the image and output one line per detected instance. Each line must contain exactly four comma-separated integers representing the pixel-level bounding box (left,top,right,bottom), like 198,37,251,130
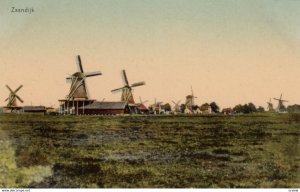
78,101,128,115
22,106,47,114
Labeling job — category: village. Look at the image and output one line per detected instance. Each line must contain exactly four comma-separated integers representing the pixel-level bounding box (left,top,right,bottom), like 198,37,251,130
0,55,297,116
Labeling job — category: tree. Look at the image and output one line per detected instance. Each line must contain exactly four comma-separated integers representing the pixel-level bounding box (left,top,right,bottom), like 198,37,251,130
233,104,243,113
287,105,300,113
233,103,257,114
210,102,220,113
180,104,186,113
162,103,172,112
247,103,257,113
192,105,199,111
200,103,210,111
257,106,265,113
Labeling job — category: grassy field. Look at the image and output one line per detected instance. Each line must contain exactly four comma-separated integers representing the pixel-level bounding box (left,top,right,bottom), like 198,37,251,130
0,113,299,188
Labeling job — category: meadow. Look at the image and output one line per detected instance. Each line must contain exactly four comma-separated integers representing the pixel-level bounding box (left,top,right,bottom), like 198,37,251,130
0,113,299,188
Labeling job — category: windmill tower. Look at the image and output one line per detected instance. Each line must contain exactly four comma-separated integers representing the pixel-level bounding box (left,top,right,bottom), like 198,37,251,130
59,55,102,115
273,94,288,112
185,86,197,113
172,100,181,113
111,70,145,105
4,85,24,112
267,98,274,112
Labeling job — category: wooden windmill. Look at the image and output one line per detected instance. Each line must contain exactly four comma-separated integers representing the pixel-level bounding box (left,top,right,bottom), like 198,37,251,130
59,55,102,115
172,100,181,113
111,70,145,105
185,86,197,112
149,98,163,114
273,93,288,112
4,85,23,112
267,98,274,112
66,55,102,100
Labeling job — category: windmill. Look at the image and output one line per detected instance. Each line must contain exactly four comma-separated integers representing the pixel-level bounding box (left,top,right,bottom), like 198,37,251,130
185,86,197,112
137,97,149,114
149,98,163,114
273,94,288,112
172,100,181,113
139,97,148,106
5,85,24,110
66,55,102,100
267,98,274,112
111,70,145,105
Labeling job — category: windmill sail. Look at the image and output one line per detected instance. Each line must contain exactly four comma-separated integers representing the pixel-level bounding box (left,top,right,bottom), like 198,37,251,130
66,55,102,100
5,85,24,107
111,69,146,105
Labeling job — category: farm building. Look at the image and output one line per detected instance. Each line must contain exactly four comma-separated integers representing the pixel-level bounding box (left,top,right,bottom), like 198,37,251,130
222,108,233,115
77,101,130,115
21,106,47,114
58,99,95,115
136,103,149,114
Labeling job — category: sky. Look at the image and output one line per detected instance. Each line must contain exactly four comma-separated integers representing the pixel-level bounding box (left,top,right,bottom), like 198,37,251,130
0,0,299,109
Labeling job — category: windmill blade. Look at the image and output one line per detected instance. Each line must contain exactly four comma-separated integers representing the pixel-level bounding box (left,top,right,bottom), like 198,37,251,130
85,71,102,77
82,79,89,99
76,55,84,73
15,95,24,103
66,77,73,83
122,70,129,86
143,100,148,104
8,96,16,106
172,100,176,105
111,87,124,92
5,97,9,102
6,85,13,93
280,94,282,100
131,81,145,87
14,85,23,93
273,98,280,101
281,100,288,102
139,96,142,103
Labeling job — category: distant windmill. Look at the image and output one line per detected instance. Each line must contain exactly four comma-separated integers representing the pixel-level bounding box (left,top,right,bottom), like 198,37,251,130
139,96,148,105
5,85,24,107
267,98,274,112
172,100,181,113
185,86,197,112
137,97,149,114
111,70,145,105
66,55,102,100
149,98,163,114
273,94,288,112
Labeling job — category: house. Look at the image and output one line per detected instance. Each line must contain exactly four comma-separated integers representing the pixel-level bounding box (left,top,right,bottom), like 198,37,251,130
222,108,233,115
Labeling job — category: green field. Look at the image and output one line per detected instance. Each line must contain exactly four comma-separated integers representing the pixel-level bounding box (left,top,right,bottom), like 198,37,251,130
0,113,299,188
